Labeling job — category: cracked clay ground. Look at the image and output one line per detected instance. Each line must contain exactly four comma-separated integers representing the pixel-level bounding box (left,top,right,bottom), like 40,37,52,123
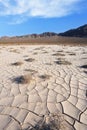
0,45,87,130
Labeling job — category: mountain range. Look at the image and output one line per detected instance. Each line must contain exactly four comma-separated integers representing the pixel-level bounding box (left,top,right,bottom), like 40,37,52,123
0,24,87,45
0,24,87,39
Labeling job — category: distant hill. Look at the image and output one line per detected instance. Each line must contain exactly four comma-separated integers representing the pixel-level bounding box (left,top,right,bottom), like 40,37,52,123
59,24,87,37
15,32,58,38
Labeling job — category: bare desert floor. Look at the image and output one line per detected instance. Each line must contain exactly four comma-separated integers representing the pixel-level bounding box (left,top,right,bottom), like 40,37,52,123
0,45,87,130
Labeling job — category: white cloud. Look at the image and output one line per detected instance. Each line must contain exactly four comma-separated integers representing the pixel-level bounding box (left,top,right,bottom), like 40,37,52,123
0,0,83,23
8,16,28,25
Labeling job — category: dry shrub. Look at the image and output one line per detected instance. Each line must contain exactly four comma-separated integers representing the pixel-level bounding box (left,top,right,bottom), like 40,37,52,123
33,52,38,55
12,74,32,84
69,53,76,55
52,53,65,56
45,63,52,65
86,90,87,97
25,58,35,62
80,65,87,69
66,52,76,55
34,47,44,50
9,49,20,53
30,113,65,130
39,74,51,80
11,61,23,66
42,50,48,53
55,59,71,65
84,71,87,74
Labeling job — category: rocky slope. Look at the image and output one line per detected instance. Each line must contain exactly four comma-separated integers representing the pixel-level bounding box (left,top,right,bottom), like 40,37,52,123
59,24,87,37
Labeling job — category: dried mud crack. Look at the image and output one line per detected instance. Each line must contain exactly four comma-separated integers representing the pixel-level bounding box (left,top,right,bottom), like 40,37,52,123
0,45,87,130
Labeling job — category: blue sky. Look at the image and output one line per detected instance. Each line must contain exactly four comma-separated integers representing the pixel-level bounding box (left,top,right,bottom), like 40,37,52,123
0,0,87,36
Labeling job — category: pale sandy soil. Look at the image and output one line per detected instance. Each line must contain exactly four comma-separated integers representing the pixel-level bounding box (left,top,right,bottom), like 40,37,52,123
0,45,87,130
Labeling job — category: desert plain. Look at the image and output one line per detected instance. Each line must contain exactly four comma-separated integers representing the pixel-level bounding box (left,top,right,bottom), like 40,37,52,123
0,45,87,130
